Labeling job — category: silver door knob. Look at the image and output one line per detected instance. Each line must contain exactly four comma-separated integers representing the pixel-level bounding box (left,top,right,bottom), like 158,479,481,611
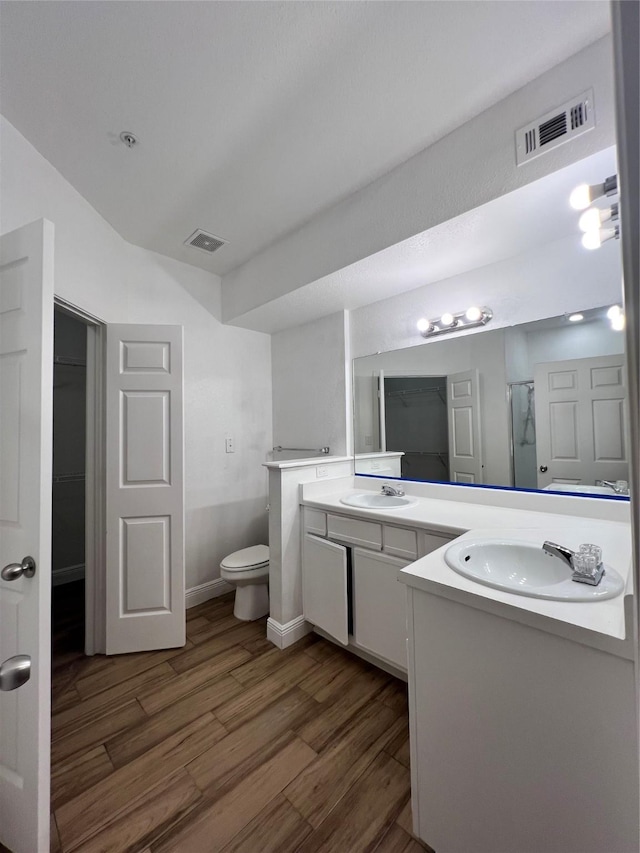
0,655,31,691
1,556,36,581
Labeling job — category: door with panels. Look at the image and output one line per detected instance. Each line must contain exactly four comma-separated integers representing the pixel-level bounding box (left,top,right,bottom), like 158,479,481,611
534,355,628,489
105,324,185,654
447,369,483,483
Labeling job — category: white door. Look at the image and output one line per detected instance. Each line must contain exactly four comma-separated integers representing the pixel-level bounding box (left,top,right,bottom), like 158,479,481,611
534,355,628,489
105,324,185,654
0,220,54,853
447,369,483,483
302,534,348,645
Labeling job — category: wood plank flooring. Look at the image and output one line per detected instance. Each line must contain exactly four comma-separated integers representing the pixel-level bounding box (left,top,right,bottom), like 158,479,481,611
51,593,430,852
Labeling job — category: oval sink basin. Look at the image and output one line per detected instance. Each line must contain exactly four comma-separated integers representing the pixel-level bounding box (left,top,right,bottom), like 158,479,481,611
444,539,624,601
340,493,418,510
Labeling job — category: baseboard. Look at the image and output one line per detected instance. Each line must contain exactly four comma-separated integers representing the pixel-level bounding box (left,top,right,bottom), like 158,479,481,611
52,563,85,587
267,615,312,649
185,577,234,609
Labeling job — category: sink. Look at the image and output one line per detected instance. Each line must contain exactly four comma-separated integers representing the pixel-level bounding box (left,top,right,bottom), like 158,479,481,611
543,483,621,496
340,493,418,510
444,539,625,601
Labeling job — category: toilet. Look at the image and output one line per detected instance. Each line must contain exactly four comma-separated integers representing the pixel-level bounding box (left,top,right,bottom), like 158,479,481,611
220,544,270,621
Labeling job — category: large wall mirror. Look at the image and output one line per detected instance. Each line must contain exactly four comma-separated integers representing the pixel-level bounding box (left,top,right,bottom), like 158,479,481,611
354,307,629,499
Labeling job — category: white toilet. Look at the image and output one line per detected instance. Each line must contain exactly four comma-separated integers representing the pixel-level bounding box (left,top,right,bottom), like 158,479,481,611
220,544,270,621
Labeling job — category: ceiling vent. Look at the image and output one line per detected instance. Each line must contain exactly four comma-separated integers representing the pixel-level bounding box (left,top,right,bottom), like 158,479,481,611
184,229,227,255
516,89,595,166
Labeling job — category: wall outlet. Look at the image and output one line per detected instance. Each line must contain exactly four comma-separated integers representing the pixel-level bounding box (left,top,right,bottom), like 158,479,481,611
316,465,329,478
225,436,235,453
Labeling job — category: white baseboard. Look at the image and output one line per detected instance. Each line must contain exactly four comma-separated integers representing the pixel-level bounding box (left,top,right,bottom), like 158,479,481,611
185,577,234,609
267,615,312,649
52,563,85,587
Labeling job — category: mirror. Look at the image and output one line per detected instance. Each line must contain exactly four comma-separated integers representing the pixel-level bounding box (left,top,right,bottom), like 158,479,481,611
353,307,629,498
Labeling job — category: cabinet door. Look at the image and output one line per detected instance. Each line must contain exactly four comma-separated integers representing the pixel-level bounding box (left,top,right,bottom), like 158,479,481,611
353,548,409,669
302,534,349,645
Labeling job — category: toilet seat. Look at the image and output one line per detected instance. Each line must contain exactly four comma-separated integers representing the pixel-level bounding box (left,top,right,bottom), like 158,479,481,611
220,544,269,572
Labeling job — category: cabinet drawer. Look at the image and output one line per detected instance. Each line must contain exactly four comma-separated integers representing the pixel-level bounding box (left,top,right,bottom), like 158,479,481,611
304,507,327,537
383,525,418,560
327,514,382,550
419,530,455,557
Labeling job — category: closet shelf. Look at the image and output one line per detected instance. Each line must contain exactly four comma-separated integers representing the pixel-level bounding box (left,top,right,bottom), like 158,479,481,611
53,472,85,484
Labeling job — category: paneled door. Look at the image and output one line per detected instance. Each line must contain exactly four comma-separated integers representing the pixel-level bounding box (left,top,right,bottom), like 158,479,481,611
535,354,628,489
105,325,185,654
447,369,483,483
0,220,54,852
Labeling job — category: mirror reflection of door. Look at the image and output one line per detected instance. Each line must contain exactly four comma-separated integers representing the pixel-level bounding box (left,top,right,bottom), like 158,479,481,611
534,354,628,489
384,376,449,480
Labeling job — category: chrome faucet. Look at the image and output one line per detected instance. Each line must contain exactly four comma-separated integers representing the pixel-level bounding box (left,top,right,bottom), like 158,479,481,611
542,540,605,586
542,541,575,568
596,479,629,495
381,483,405,497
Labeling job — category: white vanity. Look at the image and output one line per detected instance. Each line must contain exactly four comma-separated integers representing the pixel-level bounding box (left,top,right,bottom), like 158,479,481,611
300,476,638,853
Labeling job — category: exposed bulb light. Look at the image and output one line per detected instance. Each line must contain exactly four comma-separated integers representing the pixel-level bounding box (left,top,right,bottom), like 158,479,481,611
465,306,482,322
611,312,626,331
570,184,592,211
568,313,584,322
441,312,456,327
416,318,430,333
569,175,618,210
607,305,622,320
581,230,602,250
578,203,619,233
581,225,619,251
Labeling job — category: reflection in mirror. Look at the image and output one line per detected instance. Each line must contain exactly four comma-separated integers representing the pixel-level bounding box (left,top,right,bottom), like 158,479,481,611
353,307,629,498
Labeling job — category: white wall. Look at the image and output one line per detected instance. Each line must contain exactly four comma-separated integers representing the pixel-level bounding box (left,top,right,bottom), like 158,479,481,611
222,37,616,323
1,115,273,589
271,310,349,457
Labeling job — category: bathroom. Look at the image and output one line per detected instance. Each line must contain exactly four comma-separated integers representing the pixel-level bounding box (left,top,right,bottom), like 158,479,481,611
0,2,638,851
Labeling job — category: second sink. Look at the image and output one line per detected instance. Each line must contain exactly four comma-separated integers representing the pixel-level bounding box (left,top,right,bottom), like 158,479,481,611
444,539,625,601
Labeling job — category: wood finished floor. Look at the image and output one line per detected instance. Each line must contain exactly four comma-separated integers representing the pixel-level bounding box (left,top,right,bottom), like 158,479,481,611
51,592,429,853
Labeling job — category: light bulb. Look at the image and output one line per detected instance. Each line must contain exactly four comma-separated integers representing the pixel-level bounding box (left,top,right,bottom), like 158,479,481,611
581,229,602,250
607,305,622,320
611,312,626,331
416,318,430,332
568,313,584,322
570,184,592,210
465,306,482,322
441,312,455,327
578,207,602,232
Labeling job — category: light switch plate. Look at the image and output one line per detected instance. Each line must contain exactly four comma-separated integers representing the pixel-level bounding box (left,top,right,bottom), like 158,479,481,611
225,437,235,453
316,465,329,478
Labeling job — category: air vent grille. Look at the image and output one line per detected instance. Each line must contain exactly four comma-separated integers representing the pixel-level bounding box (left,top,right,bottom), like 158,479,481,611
184,229,227,255
516,89,594,165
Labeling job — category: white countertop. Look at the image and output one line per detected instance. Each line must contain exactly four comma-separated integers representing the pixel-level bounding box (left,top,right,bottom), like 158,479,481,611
301,482,633,656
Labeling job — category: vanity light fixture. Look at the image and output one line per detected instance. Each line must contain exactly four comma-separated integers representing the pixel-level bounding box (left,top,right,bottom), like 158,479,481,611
418,306,493,338
568,313,584,322
569,174,618,210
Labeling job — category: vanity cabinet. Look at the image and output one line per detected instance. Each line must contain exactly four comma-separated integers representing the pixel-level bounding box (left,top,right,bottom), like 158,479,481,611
301,506,454,670
353,548,410,668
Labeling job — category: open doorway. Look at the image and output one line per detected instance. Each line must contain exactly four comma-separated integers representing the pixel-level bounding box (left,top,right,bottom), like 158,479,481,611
51,308,88,661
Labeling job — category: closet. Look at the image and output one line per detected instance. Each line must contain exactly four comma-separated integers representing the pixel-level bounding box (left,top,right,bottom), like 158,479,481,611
51,308,87,654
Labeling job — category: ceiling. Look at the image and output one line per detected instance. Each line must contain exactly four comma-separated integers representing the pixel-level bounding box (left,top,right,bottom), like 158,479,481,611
0,1,611,277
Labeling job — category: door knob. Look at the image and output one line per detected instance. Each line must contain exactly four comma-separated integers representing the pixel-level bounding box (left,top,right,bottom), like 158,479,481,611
539,465,548,473
0,655,31,691
1,556,36,581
